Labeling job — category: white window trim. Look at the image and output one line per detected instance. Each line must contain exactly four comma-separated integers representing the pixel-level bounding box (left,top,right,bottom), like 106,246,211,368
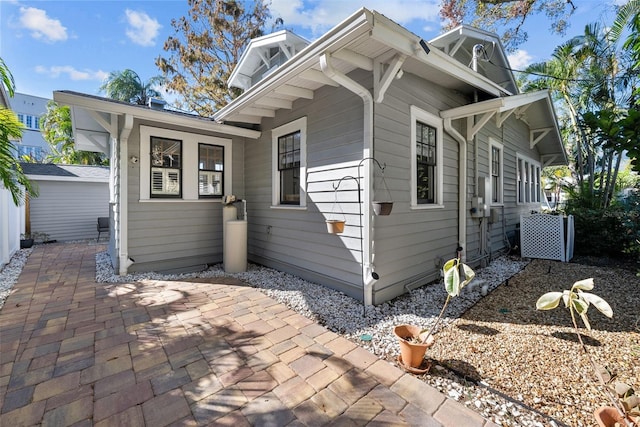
271,117,307,209
410,106,444,209
489,138,504,206
139,125,232,201
516,153,541,205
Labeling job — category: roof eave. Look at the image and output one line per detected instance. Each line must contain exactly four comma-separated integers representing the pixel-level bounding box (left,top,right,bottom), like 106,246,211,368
53,91,261,139
215,8,374,122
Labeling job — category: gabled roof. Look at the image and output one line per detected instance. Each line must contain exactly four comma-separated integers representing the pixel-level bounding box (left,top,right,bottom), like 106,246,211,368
215,8,512,125
441,90,567,166
21,163,109,182
429,25,518,95
229,30,310,91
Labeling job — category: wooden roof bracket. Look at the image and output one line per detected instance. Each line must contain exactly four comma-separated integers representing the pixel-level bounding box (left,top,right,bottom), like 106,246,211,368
495,107,516,128
373,53,407,103
467,110,496,141
531,127,553,149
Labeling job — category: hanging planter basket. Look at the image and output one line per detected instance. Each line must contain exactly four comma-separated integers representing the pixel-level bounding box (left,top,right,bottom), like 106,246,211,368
373,201,393,216
325,219,346,234
373,164,393,216
326,185,346,234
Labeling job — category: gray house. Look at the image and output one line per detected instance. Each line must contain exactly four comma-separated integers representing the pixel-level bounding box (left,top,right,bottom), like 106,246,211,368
54,8,566,305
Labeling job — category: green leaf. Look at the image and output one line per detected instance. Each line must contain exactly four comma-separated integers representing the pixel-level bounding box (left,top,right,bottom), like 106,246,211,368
572,297,589,315
459,263,476,289
572,278,594,291
536,292,564,310
444,263,460,296
561,291,570,307
580,292,613,318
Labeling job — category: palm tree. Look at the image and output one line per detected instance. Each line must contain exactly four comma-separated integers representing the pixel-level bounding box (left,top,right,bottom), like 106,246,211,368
524,37,587,186
608,0,639,43
99,69,164,105
0,57,37,205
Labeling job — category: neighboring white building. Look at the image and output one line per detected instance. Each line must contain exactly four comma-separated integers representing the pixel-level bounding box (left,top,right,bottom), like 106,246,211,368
12,92,50,161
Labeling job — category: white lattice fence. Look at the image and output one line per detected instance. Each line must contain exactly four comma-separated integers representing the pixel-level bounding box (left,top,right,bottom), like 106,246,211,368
520,214,574,262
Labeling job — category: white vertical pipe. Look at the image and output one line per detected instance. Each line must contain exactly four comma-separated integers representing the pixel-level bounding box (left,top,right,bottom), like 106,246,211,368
320,52,375,306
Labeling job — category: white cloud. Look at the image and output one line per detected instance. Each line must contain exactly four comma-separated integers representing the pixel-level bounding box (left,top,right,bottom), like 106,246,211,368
124,9,161,47
35,65,108,81
507,50,533,70
270,0,440,38
19,6,68,43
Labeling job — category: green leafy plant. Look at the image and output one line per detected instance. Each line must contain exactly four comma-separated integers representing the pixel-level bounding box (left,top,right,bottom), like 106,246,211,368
537,279,638,426
20,231,50,244
418,257,475,344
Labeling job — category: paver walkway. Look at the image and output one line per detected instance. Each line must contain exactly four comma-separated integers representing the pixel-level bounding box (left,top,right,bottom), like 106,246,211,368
0,242,497,426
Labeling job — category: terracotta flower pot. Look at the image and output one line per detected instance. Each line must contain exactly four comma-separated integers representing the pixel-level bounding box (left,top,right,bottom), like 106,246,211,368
326,220,345,234
593,406,626,427
394,324,435,368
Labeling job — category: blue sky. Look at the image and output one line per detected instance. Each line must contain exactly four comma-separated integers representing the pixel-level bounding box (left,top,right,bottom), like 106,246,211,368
0,0,625,103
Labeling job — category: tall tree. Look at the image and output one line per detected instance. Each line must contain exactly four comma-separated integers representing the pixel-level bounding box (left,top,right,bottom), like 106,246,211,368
99,69,164,106
156,0,270,116
524,37,587,186
40,100,108,165
440,0,576,51
609,0,640,104
525,21,638,209
0,57,37,205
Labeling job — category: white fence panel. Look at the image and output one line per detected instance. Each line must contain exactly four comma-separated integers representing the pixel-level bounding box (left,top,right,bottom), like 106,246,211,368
0,187,22,267
520,214,574,262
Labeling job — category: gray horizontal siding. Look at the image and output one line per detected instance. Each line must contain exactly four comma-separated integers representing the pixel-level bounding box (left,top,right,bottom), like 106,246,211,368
369,72,466,303
125,118,247,273
28,180,109,242
245,72,367,296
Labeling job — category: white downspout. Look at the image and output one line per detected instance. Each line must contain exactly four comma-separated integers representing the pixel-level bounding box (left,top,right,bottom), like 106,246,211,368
443,118,468,261
319,52,376,306
118,114,134,275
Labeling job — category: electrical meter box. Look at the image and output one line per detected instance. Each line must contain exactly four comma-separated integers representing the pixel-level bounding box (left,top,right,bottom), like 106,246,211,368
471,196,485,218
476,176,491,217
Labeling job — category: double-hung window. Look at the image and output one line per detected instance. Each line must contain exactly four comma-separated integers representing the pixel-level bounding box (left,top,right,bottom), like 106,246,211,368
410,106,443,208
490,140,503,204
150,136,182,197
198,144,224,198
416,122,437,204
278,131,301,204
271,117,307,208
517,154,541,204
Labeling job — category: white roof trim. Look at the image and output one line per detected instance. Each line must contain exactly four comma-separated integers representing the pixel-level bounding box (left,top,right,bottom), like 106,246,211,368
440,90,549,120
54,91,261,139
215,8,512,123
25,174,109,183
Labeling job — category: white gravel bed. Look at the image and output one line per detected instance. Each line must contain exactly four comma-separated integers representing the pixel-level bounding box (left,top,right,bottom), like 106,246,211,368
0,248,33,310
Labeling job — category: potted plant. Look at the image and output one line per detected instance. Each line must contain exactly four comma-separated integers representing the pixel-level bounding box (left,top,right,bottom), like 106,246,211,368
20,231,51,248
20,233,34,249
325,219,346,234
394,257,475,371
536,279,638,427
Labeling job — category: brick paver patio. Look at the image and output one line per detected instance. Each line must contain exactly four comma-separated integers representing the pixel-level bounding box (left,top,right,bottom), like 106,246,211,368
0,242,497,426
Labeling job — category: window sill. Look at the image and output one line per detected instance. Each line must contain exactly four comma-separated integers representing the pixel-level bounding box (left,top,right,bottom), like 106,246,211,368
270,205,307,211
410,204,445,210
138,198,222,203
